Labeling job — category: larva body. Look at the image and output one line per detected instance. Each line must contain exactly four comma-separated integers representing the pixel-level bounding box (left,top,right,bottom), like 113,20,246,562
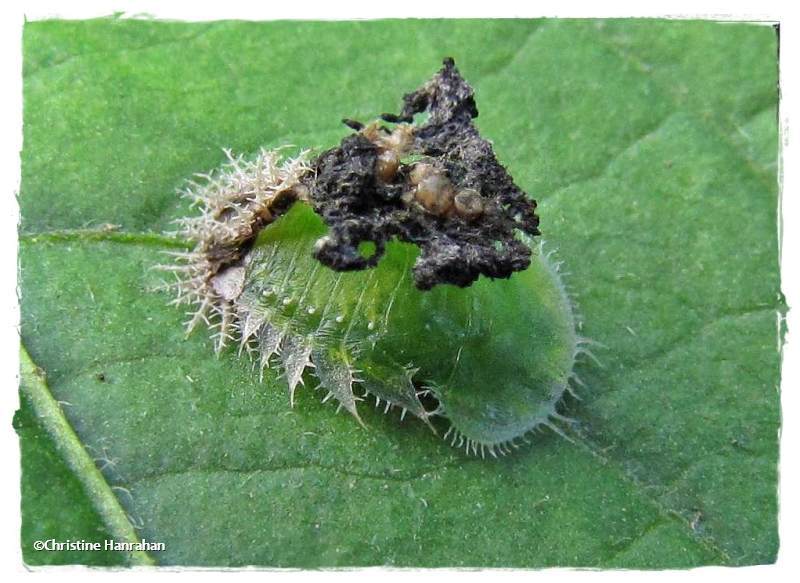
162,59,586,455
234,203,578,453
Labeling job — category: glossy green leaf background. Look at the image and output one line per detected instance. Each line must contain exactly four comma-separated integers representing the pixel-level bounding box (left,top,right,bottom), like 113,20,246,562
17,17,783,567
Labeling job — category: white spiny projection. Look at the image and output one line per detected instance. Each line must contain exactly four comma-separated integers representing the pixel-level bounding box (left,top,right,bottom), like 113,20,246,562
159,148,311,352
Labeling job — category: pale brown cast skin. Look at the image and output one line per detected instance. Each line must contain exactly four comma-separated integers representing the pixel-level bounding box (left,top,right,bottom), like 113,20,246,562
361,125,486,221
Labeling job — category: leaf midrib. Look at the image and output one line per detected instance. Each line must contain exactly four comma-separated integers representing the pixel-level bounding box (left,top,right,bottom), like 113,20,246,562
19,344,156,566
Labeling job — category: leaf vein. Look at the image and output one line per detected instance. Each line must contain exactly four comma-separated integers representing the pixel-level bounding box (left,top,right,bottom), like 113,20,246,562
19,343,156,566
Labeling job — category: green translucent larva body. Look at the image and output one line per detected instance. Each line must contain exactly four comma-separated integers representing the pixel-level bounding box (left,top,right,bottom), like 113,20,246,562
163,58,588,455
236,202,579,454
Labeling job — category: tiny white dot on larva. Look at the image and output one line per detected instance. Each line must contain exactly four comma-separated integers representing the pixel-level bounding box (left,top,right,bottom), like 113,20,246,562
367,321,375,331
307,306,316,315
282,297,293,306
335,315,345,323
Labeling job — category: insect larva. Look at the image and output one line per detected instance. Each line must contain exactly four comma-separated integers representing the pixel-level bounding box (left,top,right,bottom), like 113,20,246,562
160,59,584,455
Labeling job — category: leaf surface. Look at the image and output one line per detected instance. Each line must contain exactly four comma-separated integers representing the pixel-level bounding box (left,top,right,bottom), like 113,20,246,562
18,17,782,567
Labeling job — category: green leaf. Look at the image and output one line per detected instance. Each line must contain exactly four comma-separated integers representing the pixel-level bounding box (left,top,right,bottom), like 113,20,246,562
18,17,782,567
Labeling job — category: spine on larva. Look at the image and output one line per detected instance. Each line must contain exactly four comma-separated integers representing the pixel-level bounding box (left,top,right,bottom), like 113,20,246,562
162,147,311,352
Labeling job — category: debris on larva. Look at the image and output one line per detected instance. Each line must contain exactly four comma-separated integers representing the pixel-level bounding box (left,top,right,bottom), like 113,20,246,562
158,59,587,456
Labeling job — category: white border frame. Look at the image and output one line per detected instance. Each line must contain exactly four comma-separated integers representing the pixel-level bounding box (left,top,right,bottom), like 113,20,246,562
2,2,796,581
